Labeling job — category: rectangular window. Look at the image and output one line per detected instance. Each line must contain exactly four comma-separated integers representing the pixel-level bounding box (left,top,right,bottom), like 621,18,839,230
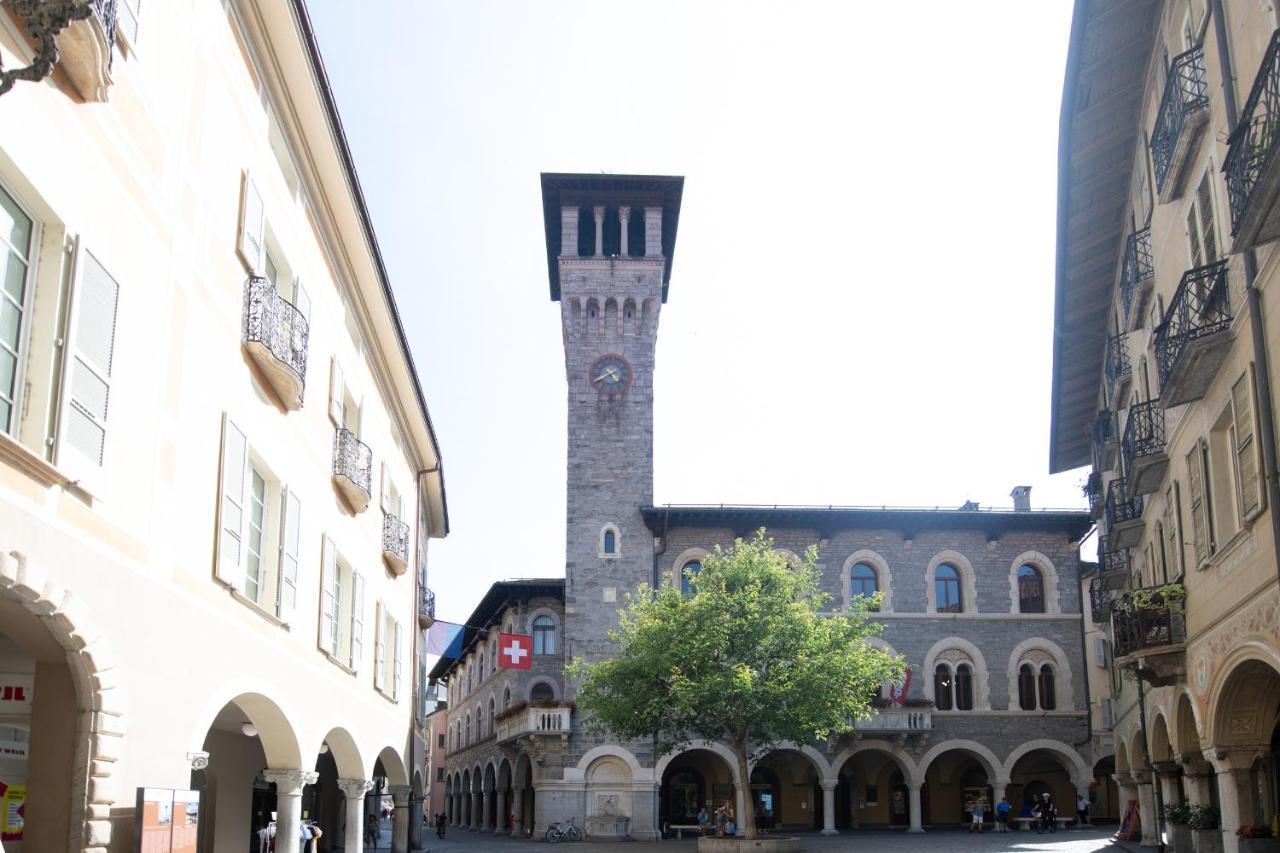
1187,171,1220,267
438,734,445,749
0,185,34,435
1101,697,1114,728
245,468,267,600
319,536,363,670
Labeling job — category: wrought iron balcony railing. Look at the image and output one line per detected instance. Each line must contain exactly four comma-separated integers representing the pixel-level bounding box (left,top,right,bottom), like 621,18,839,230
1086,470,1104,519
1090,582,1117,625
1121,229,1155,327
332,427,373,513
243,276,309,409
1105,333,1132,400
382,512,411,573
1114,588,1187,658
1121,400,1166,489
1152,45,1210,197
1226,30,1280,247
1154,261,1232,404
419,586,436,627
1093,409,1118,470
1105,477,1143,527
1098,535,1130,583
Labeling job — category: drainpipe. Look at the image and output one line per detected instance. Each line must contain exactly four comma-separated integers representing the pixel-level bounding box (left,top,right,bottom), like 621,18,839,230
1210,0,1280,587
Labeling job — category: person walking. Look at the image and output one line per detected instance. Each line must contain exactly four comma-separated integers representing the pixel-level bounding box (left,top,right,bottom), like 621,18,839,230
697,805,709,836
970,799,986,833
436,812,447,838
995,796,1012,832
1076,793,1089,827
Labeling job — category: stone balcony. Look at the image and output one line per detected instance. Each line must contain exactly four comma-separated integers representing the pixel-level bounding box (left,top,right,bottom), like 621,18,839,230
332,427,372,513
1226,30,1280,252
56,0,117,102
243,276,309,410
382,513,410,575
495,706,571,745
853,707,932,733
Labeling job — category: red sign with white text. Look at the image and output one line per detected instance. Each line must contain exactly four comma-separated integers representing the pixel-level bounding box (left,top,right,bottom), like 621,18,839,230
498,633,533,670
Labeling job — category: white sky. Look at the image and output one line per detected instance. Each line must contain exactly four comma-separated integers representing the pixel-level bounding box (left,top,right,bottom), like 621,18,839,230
307,0,1091,625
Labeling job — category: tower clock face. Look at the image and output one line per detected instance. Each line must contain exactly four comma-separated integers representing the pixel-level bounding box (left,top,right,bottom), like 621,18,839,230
589,355,632,394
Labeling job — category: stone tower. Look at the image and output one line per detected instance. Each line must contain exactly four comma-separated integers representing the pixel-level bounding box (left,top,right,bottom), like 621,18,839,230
540,173,684,662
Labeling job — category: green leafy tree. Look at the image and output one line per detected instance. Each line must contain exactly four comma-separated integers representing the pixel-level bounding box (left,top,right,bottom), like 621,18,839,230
570,531,903,840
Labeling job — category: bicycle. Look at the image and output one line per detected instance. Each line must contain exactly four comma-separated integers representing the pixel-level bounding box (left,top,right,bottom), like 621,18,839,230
1034,812,1058,834
545,817,583,842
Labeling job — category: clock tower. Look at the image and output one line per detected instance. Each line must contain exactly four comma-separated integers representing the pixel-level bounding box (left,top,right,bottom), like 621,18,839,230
541,173,683,674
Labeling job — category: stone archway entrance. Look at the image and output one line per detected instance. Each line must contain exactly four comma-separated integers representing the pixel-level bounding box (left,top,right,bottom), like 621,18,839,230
659,748,737,835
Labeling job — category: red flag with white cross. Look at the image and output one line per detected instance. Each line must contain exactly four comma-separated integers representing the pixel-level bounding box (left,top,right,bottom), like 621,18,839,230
498,632,533,670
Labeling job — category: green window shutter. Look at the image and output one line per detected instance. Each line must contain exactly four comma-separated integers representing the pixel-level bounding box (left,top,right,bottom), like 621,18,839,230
1186,443,1208,566
216,413,248,589
320,536,337,654
277,486,300,622
1231,369,1263,520
350,571,364,672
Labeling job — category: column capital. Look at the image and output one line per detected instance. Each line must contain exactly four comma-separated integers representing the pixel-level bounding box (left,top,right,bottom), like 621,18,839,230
390,784,412,804
1212,745,1268,772
337,778,372,798
593,206,606,219
263,769,318,794
618,206,631,219
820,780,836,791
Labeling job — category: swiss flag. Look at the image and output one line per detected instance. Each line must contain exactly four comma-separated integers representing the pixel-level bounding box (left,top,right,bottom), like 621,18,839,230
498,633,533,670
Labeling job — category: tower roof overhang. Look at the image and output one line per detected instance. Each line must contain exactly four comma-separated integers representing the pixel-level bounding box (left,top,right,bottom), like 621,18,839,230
540,172,685,302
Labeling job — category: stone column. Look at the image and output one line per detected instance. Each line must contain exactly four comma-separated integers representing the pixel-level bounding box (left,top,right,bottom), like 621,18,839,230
618,206,631,256
1154,763,1181,841
1074,784,1092,827
560,205,578,257
263,769,318,853
513,788,525,836
482,789,494,832
338,779,372,853
1214,750,1265,853
820,781,837,835
1182,759,1215,806
593,206,605,257
644,206,663,257
1134,771,1160,847
390,785,410,853
908,784,924,833
496,789,508,834
471,788,481,831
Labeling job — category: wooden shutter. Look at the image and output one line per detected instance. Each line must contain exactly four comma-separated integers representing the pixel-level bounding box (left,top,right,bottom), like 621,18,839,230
393,619,403,700
1187,443,1208,566
374,602,386,691
320,536,337,653
1198,172,1219,263
1164,486,1181,578
1187,205,1204,268
56,245,119,494
277,486,300,622
350,571,364,671
328,357,344,425
216,413,248,588
1094,637,1107,668
238,172,265,274
291,276,310,321
1231,368,1264,520
380,461,392,513
117,0,141,45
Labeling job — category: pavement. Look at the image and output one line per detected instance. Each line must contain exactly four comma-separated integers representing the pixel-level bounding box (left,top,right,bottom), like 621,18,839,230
405,825,1128,853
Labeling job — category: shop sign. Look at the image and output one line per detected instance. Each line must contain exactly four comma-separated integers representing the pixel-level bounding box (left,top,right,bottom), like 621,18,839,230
0,740,27,761
0,780,24,842
0,675,32,712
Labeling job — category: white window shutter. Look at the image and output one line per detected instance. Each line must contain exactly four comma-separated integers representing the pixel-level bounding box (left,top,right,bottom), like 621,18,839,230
291,276,311,321
1101,697,1114,728
328,357,344,425
320,536,337,654
393,619,403,700
238,172,265,274
350,571,365,672
277,486,301,622
374,602,386,691
216,413,248,589
1094,637,1107,668
380,461,392,513
1232,368,1263,520
117,0,141,46
55,245,120,495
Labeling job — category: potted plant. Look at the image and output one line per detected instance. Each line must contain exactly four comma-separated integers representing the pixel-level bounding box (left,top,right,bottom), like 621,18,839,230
1163,802,1194,853
1188,805,1221,853
1237,823,1280,853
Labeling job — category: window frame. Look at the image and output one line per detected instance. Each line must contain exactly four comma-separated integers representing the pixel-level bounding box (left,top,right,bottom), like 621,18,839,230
532,615,556,656
849,562,879,602
935,564,962,613
1016,564,1046,614
0,181,38,439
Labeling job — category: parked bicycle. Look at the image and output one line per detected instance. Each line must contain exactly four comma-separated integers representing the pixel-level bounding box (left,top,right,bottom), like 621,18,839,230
545,817,583,842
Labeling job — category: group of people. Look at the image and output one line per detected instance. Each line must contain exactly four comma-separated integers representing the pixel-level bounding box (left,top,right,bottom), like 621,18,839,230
966,792,1080,832
255,818,323,853
696,801,737,836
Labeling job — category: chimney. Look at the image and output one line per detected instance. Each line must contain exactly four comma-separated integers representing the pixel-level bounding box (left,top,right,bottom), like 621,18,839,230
1011,486,1032,512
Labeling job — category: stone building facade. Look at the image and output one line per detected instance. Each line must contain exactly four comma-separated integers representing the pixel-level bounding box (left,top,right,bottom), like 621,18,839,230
432,174,1096,840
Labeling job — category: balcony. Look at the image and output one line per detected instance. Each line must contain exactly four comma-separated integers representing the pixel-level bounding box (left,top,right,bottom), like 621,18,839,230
1226,30,1280,252
1121,400,1168,494
418,586,436,629
1113,585,1187,686
47,0,117,102
1121,229,1155,330
1098,535,1131,591
1089,582,1117,625
382,513,410,575
1093,409,1119,471
1154,261,1234,407
332,428,372,513
853,707,933,733
243,276,309,410
1152,45,1211,202
1085,470,1104,520
1105,478,1145,548
1106,333,1132,402
495,706,571,744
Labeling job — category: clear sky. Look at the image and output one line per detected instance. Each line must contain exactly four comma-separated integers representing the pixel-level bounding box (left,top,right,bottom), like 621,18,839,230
306,0,1089,626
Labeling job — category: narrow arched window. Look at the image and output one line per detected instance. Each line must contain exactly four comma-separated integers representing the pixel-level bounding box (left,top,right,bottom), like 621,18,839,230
935,564,962,613
604,529,616,555
531,682,555,703
955,663,974,710
1018,564,1046,613
476,706,483,740
681,561,702,597
465,714,472,744
503,687,511,710
1038,664,1056,710
1018,664,1037,711
850,562,879,605
533,616,556,655
490,642,497,672
934,664,953,711
488,698,495,735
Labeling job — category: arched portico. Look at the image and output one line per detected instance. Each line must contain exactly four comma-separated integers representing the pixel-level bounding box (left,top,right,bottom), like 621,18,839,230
750,745,831,832
916,740,1006,831
657,743,742,835
830,741,918,831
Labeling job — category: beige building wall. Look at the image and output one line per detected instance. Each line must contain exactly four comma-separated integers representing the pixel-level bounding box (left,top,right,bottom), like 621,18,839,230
0,1,446,852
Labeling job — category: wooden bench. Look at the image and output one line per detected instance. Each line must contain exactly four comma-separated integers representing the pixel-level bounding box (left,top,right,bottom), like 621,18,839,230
668,824,704,839
1010,816,1074,831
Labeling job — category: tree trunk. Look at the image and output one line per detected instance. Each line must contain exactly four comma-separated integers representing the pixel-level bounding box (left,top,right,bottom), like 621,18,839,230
734,742,756,841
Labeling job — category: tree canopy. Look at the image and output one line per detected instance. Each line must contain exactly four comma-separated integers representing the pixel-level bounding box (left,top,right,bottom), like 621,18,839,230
570,531,903,838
